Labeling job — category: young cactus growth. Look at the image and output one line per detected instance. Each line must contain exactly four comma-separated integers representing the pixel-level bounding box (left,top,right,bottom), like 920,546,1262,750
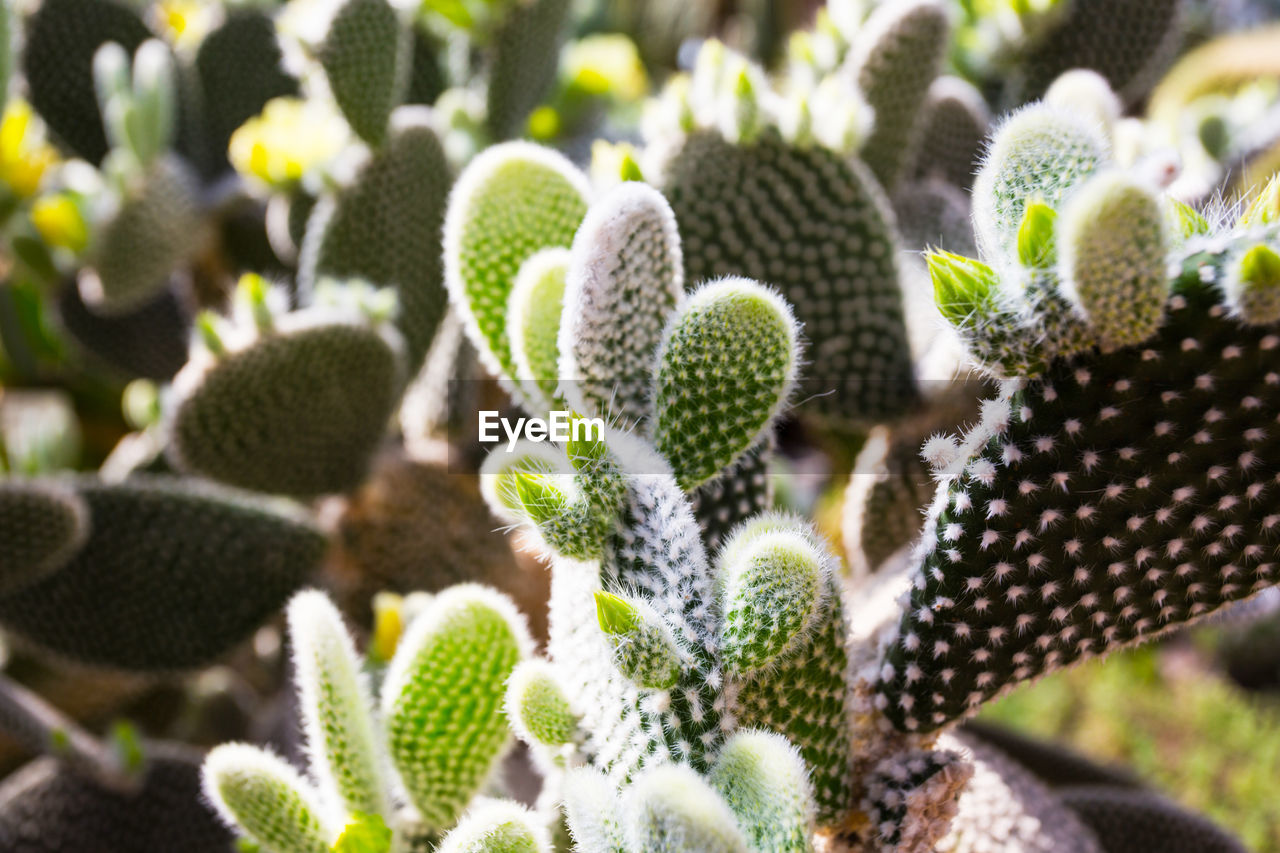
436,800,552,853
203,744,336,853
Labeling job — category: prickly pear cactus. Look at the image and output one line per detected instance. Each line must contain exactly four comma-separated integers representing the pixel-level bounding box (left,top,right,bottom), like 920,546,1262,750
877,102,1280,733
0,480,87,596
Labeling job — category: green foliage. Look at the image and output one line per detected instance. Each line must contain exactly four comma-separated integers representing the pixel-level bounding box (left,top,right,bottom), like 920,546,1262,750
319,0,409,146
594,591,683,689
0,480,87,597
652,279,798,489
0,476,324,670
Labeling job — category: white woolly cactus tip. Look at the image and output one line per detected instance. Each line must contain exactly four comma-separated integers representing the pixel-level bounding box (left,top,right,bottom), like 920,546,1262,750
443,140,591,385
1057,170,1169,350
708,730,816,853
285,589,387,818
202,743,337,853
623,763,751,853
435,799,553,853
653,278,801,490
380,583,534,830
559,181,685,429
973,103,1110,263
1043,69,1123,140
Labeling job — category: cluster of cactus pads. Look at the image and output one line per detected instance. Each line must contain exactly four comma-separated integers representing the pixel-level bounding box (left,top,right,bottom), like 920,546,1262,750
3,0,1280,851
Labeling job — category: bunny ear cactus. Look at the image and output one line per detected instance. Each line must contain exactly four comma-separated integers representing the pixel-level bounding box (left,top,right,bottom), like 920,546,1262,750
907,76,991,191
56,275,191,381
167,276,406,497
508,248,570,410
645,39,918,425
875,100,1280,735
317,0,410,147
299,109,452,372
205,585,533,851
0,476,325,670
485,0,571,141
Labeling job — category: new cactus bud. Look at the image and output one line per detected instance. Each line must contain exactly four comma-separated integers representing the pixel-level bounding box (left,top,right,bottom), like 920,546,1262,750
436,800,552,853
1230,243,1280,324
562,768,627,853
505,660,578,748
652,279,800,489
1017,200,1058,270
202,743,335,853
594,591,683,689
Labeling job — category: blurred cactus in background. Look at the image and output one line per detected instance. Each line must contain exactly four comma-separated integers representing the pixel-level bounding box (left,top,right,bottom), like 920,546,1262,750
0,0,1279,851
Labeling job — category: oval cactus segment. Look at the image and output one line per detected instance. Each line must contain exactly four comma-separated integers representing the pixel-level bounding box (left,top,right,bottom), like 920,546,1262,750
0,481,87,598
381,585,532,829
318,0,407,146
443,142,590,381
709,731,816,853
653,278,799,489
560,181,684,429
202,744,335,853
505,659,578,747
436,800,552,853
562,768,628,853
972,105,1109,263
0,476,325,670
1057,172,1169,350
169,322,403,497
623,763,750,853
508,248,570,409
286,591,387,817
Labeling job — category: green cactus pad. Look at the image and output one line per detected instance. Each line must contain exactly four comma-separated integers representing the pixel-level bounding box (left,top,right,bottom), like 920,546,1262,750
1001,0,1182,107
0,481,87,598
0,746,233,852
203,743,335,853
559,182,684,429
485,0,570,140
879,268,1280,733
319,0,408,146
169,321,403,497
845,0,950,191
908,76,989,191
660,129,916,423
708,731,815,853
0,477,324,670
381,585,531,829
80,157,200,315
689,437,773,553
652,279,799,489
194,11,298,175
505,660,578,747
22,0,150,163
436,801,552,853
444,141,589,386
1059,786,1247,853
300,111,451,371
287,590,387,817
57,276,191,381
508,248,569,408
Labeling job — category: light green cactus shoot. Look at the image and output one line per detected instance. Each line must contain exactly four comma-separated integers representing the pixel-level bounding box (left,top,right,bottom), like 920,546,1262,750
653,279,799,489
435,801,552,853
443,141,590,394
623,763,750,853
203,744,336,853
1229,243,1280,324
505,660,579,750
381,584,534,830
707,731,816,853
594,591,684,690
558,181,684,430
92,39,175,170
287,591,387,818
508,248,570,409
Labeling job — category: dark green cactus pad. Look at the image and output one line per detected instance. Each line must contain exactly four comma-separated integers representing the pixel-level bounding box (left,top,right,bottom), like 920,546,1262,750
0,477,324,670
1060,786,1247,853
299,114,450,371
0,481,87,598
405,25,445,106
892,178,977,255
662,129,917,424
961,721,1143,790
56,276,191,381
22,0,150,163
170,323,403,497
0,747,234,852
485,0,571,140
908,76,989,191
83,158,201,315
1003,0,1183,107
318,0,407,146
689,438,772,553
194,11,299,176
879,272,1280,733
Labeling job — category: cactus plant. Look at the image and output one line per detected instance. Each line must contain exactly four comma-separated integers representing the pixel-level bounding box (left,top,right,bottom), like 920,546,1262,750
204,585,534,851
